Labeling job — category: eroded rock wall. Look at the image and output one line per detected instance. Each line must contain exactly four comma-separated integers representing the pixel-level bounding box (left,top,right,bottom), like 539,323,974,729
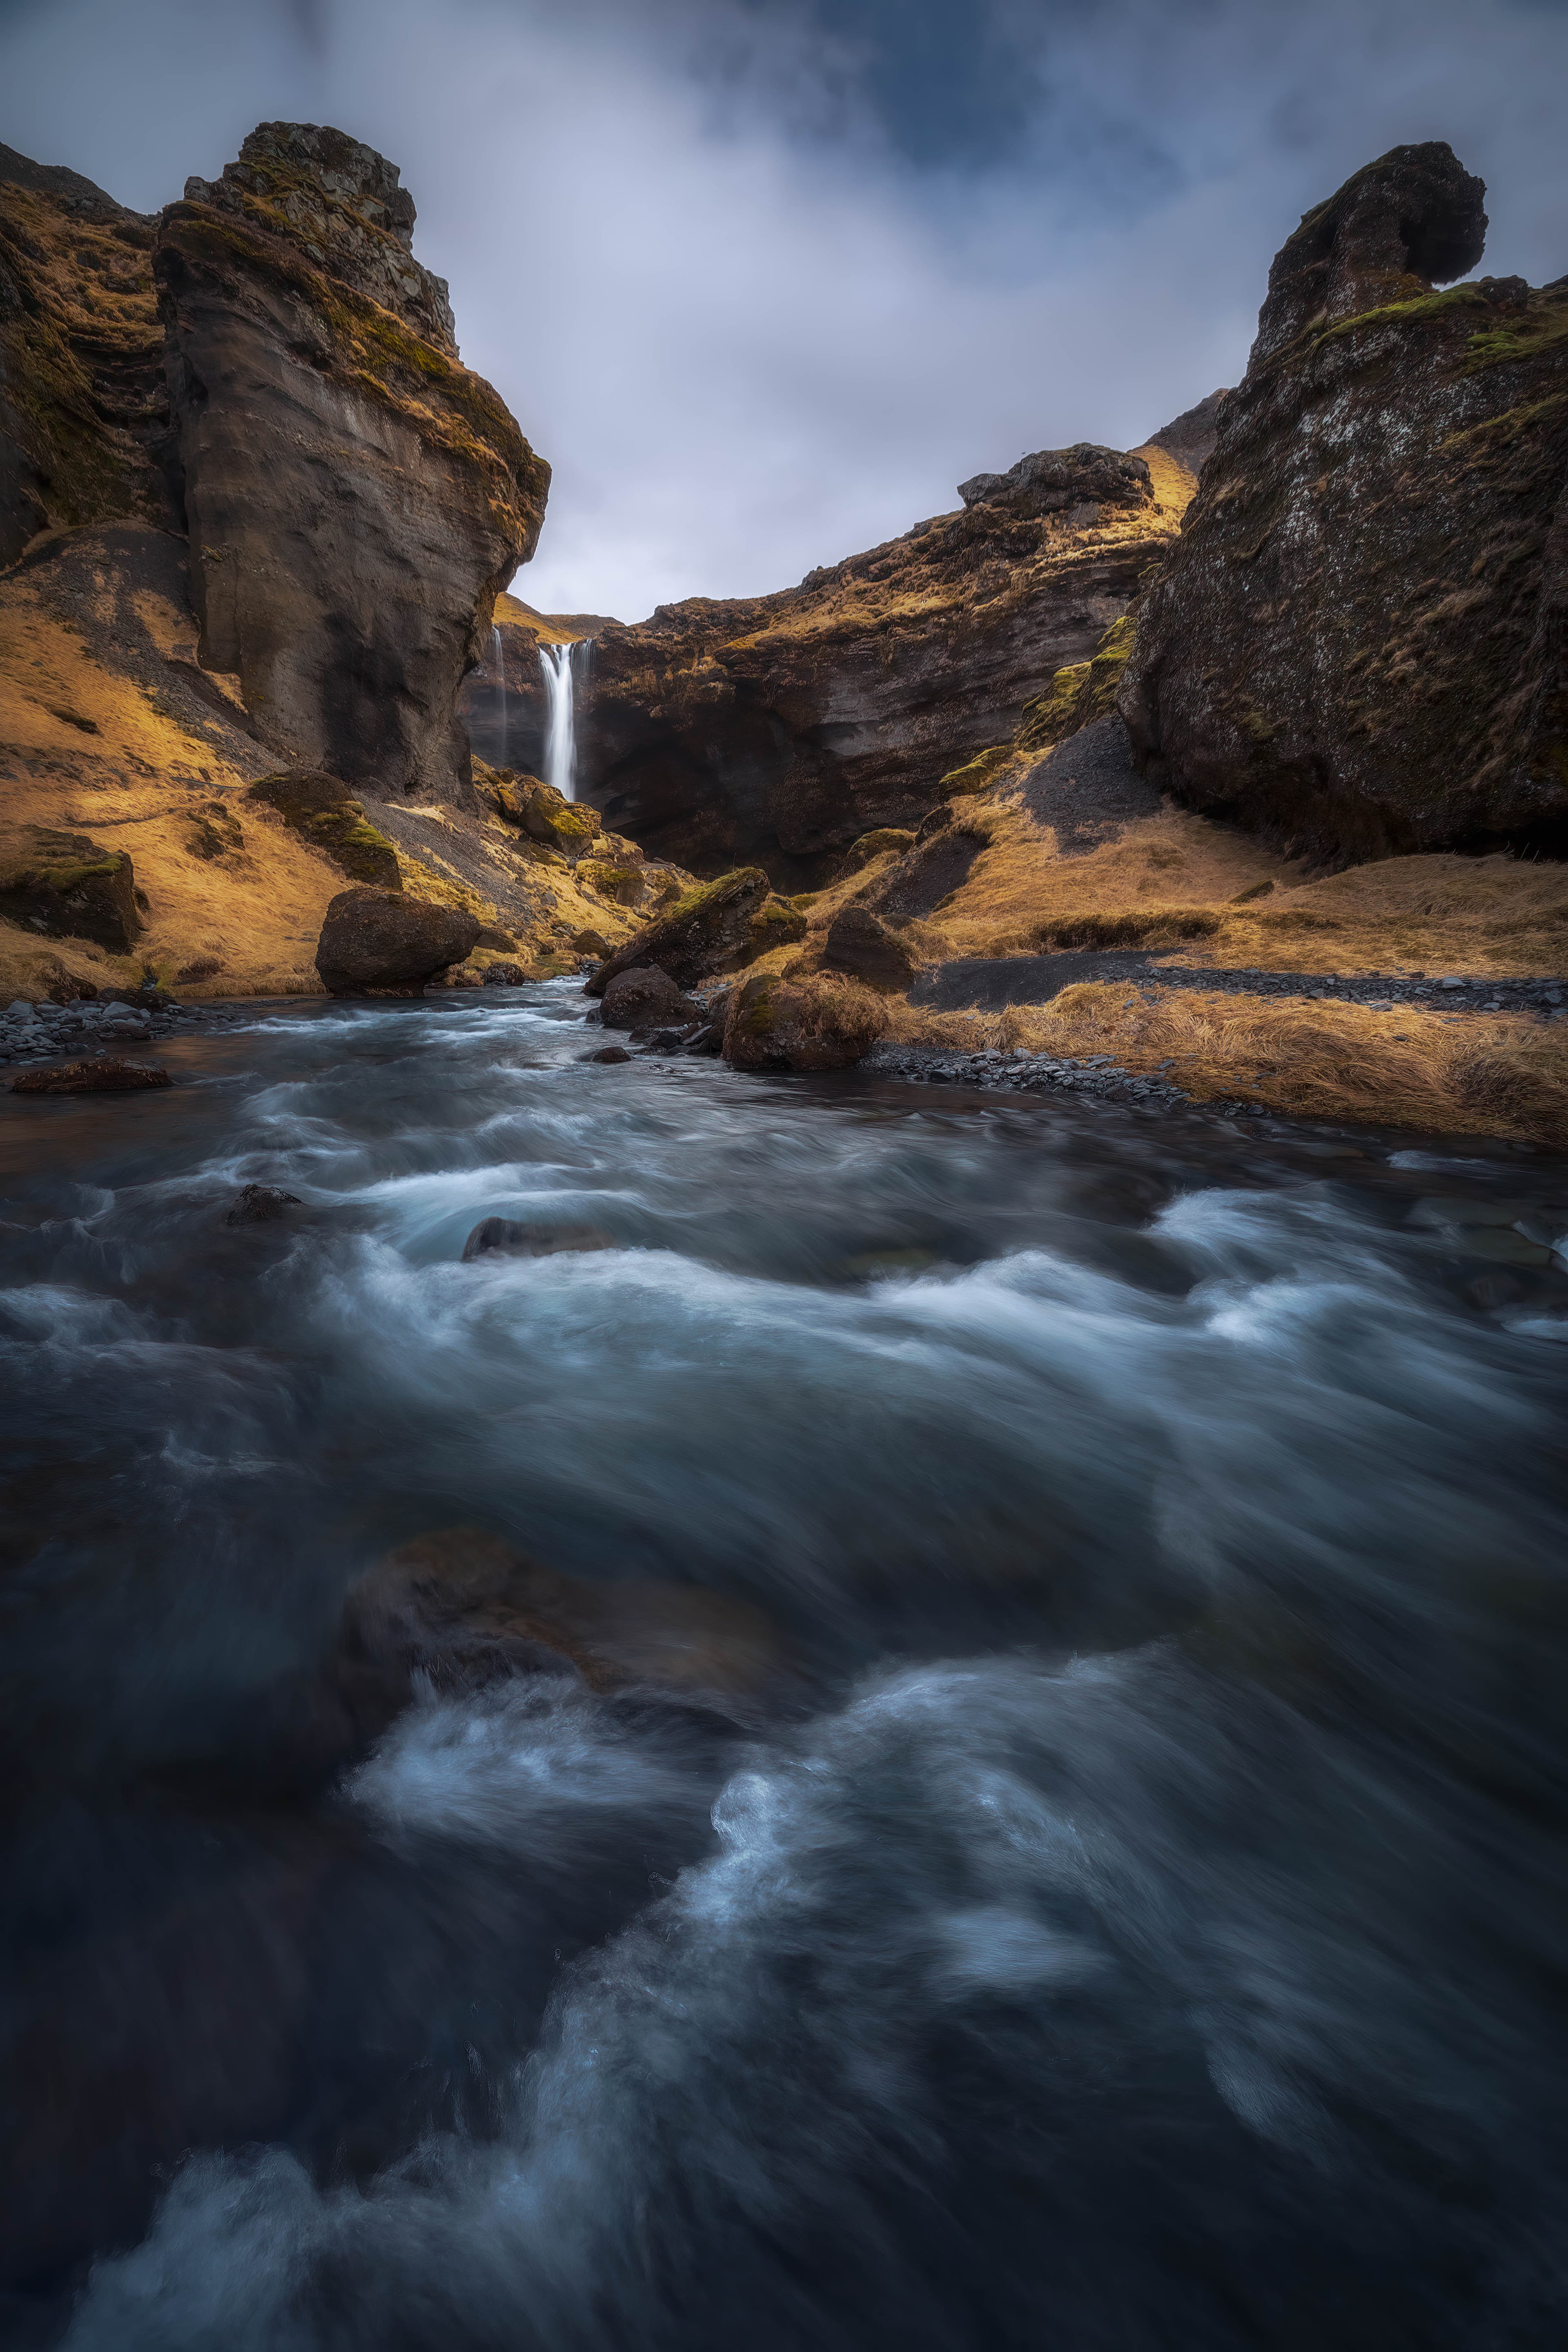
576,440,1194,887
154,123,550,804
1120,142,1568,864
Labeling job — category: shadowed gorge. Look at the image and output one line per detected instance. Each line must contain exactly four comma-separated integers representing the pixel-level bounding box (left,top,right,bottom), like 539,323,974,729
1,67,1567,2352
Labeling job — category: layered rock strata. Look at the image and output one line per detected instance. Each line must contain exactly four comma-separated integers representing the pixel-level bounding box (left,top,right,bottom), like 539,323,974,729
575,436,1198,886
1120,142,1568,864
154,123,550,803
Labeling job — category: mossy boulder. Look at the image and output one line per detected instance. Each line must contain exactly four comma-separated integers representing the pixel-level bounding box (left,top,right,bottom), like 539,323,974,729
246,770,401,888
587,866,772,996
839,828,916,875
491,774,601,857
722,970,887,1072
314,886,478,994
578,859,644,906
746,894,810,955
0,834,141,952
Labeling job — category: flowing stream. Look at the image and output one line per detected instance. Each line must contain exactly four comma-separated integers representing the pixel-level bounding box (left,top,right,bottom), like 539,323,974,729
3,984,1568,2349
538,641,579,800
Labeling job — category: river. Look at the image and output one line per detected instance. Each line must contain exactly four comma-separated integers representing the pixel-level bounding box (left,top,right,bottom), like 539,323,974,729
3,982,1567,2349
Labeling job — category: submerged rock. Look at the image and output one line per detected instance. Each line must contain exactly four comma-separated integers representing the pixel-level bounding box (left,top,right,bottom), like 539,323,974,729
11,1057,171,1094
1120,141,1568,862
460,1217,617,1261
587,867,773,996
314,886,478,994
332,1525,783,1733
225,1183,303,1225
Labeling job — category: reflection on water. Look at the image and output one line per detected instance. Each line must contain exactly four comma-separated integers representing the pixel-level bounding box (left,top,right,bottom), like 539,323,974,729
2,984,1566,2348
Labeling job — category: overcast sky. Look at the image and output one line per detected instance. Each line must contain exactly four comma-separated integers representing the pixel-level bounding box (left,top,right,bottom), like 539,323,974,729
2,0,1566,620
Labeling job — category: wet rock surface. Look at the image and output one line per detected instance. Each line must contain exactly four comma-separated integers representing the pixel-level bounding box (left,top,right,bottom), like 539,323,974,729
460,1217,617,1262
314,887,479,995
10,1055,172,1095
600,965,703,1032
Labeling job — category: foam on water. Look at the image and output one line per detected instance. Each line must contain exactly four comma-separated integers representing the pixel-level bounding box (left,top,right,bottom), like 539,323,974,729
2,987,1565,2346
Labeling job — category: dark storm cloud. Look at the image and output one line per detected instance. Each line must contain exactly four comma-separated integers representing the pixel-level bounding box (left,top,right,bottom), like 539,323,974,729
1,0,1565,618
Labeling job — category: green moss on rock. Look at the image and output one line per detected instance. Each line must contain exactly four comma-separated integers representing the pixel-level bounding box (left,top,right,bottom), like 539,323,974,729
245,770,401,888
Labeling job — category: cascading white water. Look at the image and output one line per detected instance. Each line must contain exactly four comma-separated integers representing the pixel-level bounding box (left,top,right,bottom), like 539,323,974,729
490,626,508,765
539,641,578,802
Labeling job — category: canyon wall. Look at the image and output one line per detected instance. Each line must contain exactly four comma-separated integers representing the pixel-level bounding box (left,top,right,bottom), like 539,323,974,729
565,436,1205,887
155,124,550,804
1120,143,1568,865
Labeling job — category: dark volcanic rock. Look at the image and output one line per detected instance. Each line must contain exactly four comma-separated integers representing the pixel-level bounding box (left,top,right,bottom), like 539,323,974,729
818,904,919,993
225,1183,303,1225
600,965,703,1032
314,886,478,993
0,831,142,950
12,1057,171,1095
154,123,550,804
1120,142,1568,864
576,439,1194,885
590,1045,632,1064
864,825,988,921
245,769,401,887
587,868,772,996
1018,714,1165,855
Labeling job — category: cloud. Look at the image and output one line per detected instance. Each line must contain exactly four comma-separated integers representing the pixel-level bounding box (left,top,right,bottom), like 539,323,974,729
2,0,1565,620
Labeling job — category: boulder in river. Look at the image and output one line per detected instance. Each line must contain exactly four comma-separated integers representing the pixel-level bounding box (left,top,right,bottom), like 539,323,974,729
587,867,772,996
314,887,479,994
225,1183,303,1225
601,964,703,1032
11,1058,171,1095
723,971,887,1072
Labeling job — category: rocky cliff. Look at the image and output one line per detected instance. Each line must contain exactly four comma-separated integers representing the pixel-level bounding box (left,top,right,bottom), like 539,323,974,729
0,143,176,566
1120,142,1568,865
155,123,550,804
572,435,1201,887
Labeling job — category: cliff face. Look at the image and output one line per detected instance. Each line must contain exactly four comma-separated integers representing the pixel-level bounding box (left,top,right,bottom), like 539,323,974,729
575,438,1198,886
1120,143,1568,865
0,144,176,566
154,123,550,803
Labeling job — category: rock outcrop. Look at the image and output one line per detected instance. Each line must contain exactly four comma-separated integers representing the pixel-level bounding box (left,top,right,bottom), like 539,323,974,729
154,123,550,803
575,435,1199,885
818,904,919,993
314,885,478,993
587,867,774,996
0,144,175,566
1120,142,1568,864
245,769,400,887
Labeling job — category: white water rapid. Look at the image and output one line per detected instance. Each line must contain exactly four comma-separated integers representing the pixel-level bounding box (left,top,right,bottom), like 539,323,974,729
539,640,579,801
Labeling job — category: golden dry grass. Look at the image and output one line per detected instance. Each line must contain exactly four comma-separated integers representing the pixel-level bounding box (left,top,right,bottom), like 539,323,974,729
882,982,1568,1146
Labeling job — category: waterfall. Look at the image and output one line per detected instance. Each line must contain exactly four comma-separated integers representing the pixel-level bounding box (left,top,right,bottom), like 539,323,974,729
539,639,579,802
490,625,507,765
